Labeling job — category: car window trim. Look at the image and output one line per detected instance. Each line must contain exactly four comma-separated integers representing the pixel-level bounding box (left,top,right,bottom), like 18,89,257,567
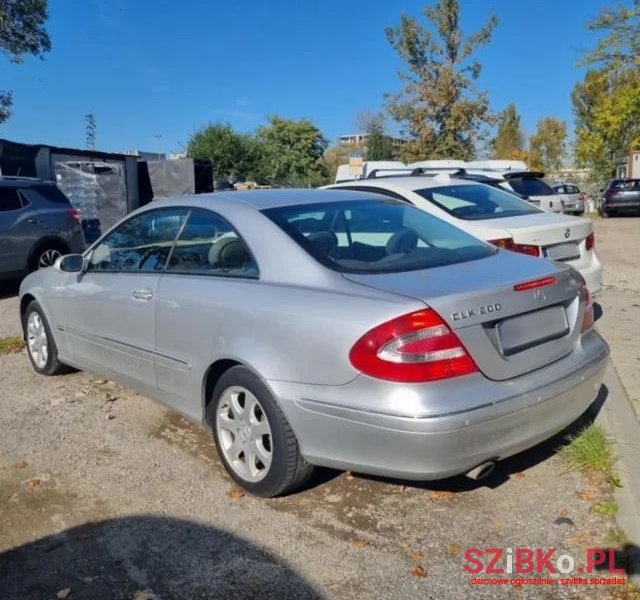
162,206,260,280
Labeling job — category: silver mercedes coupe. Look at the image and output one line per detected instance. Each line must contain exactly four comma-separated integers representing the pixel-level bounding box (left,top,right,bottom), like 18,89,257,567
19,189,609,496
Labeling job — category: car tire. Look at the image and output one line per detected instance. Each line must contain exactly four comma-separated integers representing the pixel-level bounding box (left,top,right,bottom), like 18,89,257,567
210,365,314,497
30,242,67,272
22,300,67,376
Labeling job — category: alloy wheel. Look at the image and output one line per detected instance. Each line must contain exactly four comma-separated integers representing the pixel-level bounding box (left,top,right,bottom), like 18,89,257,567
26,311,48,369
216,386,273,482
38,248,62,268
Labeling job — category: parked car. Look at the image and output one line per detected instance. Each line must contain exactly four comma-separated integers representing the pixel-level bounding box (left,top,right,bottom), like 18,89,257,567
327,174,602,295
551,183,586,216
462,162,562,211
599,179,640,217
19,189,609,497
0,178,85,281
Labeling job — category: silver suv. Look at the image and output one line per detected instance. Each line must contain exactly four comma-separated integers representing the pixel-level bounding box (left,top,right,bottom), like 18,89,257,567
0,178,85,280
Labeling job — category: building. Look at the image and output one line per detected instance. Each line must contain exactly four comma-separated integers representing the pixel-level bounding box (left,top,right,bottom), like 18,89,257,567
338,133,406,148
615,150,640,179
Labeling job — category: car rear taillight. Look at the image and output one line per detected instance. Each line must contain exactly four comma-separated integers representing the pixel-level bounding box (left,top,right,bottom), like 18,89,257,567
512,243,540,257
349,309,478,382
585,232,595,251
488,238,514,250
582,289,594,332
68,208,82,225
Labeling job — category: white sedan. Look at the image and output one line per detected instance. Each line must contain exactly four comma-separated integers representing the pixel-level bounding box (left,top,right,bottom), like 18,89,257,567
327,174,602,295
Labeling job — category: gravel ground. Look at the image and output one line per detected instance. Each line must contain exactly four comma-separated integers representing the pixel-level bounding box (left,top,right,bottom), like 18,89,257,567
0,217,635,599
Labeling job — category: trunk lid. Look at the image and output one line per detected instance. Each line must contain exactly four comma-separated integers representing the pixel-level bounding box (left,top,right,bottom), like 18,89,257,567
343,250,585,381
499,213,592,262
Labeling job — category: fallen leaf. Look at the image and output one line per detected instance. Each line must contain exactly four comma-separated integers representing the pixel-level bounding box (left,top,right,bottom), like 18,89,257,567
24,478,41,489
105,412,116,420
226,488,245,500
56,588,71,599
353,539,369,549
559,508,568,516
399,485,407,493
578,490,597,502
345,472,355,481
427,490,455,501
448,542,461,555
410,548,424,562
14,460,28,469
411,565,427,578
514,472,526,479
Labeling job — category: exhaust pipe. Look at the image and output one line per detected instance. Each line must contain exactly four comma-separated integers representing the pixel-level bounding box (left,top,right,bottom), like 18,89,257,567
466,461,496,481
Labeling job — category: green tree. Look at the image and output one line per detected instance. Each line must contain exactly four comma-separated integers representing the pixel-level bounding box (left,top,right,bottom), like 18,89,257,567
0,0,51,124
385,0,498,161
187,123,258,181
356,111,395,160
573,69,640,180
492,103,525,159
255,116,329,186
529,117,567,172
582,0,640,68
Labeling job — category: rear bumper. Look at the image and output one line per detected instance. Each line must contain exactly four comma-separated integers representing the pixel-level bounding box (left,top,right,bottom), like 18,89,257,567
574,253,602,297
270,330,609,480
604,201,640,212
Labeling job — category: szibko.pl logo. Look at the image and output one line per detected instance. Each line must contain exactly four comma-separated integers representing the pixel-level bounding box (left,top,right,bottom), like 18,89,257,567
465,547,627,587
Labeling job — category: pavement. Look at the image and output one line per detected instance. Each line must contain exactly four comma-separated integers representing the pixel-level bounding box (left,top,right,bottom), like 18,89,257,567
0,215,638,599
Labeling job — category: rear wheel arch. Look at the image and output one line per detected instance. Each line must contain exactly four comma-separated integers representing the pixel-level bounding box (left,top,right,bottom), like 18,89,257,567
202,359,243,424
20,293,37,323
28,237,70,271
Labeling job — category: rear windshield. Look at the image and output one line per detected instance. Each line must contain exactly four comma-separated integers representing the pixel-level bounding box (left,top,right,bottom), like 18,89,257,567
610,179,640,190
508,177,555,197
414,184,540,221
263,199,495,274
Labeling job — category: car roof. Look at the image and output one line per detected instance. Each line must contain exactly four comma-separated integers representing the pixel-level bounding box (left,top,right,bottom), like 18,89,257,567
151,188,387,211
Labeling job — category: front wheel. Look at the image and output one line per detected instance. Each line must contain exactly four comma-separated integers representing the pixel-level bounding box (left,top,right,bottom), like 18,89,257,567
210,366,314,497
23,301,67,376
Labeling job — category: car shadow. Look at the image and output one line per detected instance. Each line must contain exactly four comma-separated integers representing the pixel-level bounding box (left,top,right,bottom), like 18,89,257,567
593,543,640,576
343,384,608,495
0,515,325,600
0,279,20,300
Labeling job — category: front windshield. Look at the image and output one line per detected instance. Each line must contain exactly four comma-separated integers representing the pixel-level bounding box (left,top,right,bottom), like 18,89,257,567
415,184,542,221
263,199,496,274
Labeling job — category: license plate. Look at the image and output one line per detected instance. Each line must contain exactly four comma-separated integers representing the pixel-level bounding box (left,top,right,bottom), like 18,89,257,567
497,306,569,356
545,242,580,261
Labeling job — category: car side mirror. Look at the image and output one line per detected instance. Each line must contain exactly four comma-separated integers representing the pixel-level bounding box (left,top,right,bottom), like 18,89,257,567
55,254,87,273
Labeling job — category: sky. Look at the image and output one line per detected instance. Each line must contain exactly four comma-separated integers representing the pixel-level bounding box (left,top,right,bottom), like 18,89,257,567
0,0,607,155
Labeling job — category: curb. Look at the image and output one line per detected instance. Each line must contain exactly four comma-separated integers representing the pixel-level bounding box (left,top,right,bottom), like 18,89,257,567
598,367,640,585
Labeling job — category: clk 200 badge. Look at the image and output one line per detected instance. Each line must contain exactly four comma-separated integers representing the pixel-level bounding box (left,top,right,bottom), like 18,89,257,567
452,303,502,321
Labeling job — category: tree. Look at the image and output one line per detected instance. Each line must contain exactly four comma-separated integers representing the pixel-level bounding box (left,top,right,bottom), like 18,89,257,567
255,116,329,186
323,143,360,182
187,123,258,181
385,0,498,161
492,103,525,159
573,69,640,181
356,111,395,160
582,0,640,68
0,0,51,124
529,117,567,172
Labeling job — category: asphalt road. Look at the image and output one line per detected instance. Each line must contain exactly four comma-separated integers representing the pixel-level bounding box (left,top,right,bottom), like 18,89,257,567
0,216,635,600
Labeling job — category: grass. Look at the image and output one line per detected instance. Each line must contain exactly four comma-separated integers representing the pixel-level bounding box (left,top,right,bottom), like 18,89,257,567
593,500,619,517
560,423,620,488
0,336,25,354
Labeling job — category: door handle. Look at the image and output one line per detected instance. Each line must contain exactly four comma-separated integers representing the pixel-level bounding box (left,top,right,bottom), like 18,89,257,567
131,289,153,301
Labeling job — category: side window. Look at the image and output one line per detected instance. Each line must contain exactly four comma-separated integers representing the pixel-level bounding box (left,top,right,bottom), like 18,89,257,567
88,209,187,272
0,188,24,212
166,209,258,278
